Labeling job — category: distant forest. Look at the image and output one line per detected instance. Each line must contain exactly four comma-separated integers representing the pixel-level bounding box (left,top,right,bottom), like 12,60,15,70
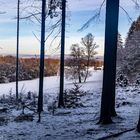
0,55,103,83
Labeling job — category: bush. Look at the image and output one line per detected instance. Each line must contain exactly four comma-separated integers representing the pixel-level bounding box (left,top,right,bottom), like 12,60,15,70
64,83,86,108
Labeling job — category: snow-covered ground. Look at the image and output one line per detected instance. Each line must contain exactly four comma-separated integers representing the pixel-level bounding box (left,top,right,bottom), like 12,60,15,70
0,69,103,96
0,70,140,140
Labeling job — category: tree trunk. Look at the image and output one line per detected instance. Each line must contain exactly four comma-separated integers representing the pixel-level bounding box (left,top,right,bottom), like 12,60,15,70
111,85,117,117
37,0,46,119
16,0,20,101
99,0,119,124
58,0,66,108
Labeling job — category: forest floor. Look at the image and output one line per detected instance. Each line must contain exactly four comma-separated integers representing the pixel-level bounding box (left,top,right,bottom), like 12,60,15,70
0,70,140,140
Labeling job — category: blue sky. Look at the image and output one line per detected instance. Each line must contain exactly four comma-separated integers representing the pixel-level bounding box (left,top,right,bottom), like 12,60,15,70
0,0,139,56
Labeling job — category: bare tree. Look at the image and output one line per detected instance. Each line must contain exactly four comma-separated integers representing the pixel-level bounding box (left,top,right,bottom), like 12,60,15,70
65,33,99,83
81,33,99,82
65,44,86,83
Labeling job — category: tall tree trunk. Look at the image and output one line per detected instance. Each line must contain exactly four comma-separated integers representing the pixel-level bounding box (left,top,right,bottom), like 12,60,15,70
99,0,119,124
16,0,20,102
58,0,66,108
37,0,46,122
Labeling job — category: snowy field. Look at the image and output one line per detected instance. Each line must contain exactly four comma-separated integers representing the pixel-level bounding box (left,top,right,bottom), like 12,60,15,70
0,69,103,96
0,70,140,140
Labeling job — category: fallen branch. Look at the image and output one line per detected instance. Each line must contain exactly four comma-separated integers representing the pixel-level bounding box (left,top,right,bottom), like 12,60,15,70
97,128,135,140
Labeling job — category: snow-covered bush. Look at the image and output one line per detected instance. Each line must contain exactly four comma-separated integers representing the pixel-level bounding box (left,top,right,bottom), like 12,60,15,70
116,74,129,87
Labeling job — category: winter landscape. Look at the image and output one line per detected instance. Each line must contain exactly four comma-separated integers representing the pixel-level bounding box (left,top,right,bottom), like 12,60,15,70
0,0,140,140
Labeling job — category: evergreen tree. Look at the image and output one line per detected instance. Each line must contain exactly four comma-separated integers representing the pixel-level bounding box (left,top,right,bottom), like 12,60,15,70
121,16,140,82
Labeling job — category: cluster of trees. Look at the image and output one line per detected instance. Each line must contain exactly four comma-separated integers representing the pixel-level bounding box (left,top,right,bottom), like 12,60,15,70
116,15,140,130
65,33,99,83
0,56,59,83
117,16,140,83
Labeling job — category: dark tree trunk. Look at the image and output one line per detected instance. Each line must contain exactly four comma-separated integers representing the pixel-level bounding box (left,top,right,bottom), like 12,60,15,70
111,86,117,117
37,0,46,122
99,0,119,124
58,0,66,108
16,0,20,101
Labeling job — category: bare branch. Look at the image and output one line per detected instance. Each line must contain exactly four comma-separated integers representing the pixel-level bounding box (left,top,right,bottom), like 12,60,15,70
19,0,62,55
79,0,140,31
49,41,61,55
119,6,133,23
50,29,61,47
32,31,40,42
78,0,105,31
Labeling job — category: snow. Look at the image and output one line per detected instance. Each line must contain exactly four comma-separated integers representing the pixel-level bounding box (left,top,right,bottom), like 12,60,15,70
0,69,103,96
0,70,140,140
